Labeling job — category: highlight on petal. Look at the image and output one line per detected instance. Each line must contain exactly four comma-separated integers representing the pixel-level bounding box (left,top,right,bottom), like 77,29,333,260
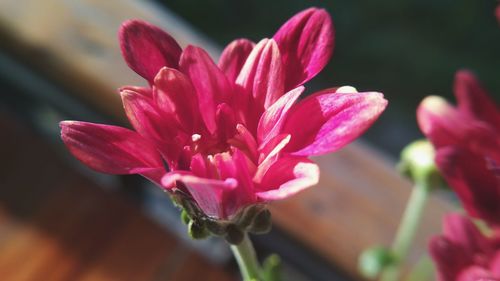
60,121,164,175
454,70,500,131
436,147,500,226
256,156,319,200
257,86,304,145
273,7,334,90
282,89,387,156
236,38,285,110
218,39,255,82
119,20,182,83
180,45,232,134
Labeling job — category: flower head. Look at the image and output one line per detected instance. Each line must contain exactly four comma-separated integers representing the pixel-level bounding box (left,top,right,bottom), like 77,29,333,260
417,70,500,226
60,8,387,222
429,213,500,281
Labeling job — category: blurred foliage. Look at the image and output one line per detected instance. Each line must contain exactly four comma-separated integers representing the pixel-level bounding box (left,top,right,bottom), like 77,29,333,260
159,0,500,155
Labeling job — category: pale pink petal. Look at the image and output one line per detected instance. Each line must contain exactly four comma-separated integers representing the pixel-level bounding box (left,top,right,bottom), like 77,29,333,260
119,20,182,83
454,70,500,131
273,8,334,90
281,90,387,156
180,46,232,134
60,121,164,176
236,38,285,109
153,67,200,132
218,39,255,82
256,156,319,200
436,148,500,227
254,134,291,183
162,171,238,219
257,86,303,145
118,86,152,97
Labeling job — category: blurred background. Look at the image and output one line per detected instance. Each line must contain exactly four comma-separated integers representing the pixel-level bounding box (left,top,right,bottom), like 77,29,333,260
0,0,497,280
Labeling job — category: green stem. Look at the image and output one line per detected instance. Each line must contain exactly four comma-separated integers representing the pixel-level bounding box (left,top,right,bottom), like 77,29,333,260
380,182,431,281
230,234,262,281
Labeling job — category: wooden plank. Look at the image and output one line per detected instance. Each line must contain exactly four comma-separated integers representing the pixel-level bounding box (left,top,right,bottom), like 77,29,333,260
0,1,454,280
0,113,235,281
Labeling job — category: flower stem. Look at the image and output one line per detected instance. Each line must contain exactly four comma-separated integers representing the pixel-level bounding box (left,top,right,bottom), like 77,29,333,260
230,234,262,281
380,182,431,281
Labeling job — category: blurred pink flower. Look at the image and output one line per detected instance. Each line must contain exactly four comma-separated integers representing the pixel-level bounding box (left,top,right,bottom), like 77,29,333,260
417,70,500,226
60,8,387,220
429,213,500,281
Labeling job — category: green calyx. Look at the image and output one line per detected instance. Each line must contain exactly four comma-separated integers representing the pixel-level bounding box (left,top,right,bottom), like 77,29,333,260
359,246,395,279
175,194,273,244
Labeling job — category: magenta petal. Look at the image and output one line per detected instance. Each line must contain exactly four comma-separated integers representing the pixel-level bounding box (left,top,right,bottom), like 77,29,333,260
273,8,334,90
162,171,237,219
429,235,469,281
257,86,304,145
454,70,500,131
218,39,255,82
436,148,500,226
417,96,500,162
60,121,163,175
153,67,199,131
119,20,182,83
456,266,496,281
442,213,492,255
120,89,187,162
180,46,232,134
236,39,285,109
256,156,319,201
282,90,387,156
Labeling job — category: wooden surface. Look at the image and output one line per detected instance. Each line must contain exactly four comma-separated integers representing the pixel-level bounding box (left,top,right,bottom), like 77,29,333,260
0,0,454,280
0,114,235,281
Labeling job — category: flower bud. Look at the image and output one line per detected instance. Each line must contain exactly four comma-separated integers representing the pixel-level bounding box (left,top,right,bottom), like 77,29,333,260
224,224,244,244
188,220,210,240
398,139,444,189
358,246,394,279
248,209,272,234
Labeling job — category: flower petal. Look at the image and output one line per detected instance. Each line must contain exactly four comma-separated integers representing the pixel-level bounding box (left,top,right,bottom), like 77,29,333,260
436,148,500,226
60,121,164,177
120,89,187,162
119,20,182,83
273,8,334,90
236,38,285,110
281,89,387,156
256,156,319,200
456,266,495,281
153,67,200,132
162,171,238,219
429,235,469,281
417,96,500,162
454,70,500,131
218,39,255,82
257,86,303,145
180,46,232,134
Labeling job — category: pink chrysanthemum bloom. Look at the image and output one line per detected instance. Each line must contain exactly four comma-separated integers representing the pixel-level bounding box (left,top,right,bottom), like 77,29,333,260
60,8,387,224
417,70,500,227
429,213,500,281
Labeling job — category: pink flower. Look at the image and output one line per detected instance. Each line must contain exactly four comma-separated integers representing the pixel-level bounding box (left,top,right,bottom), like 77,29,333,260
429,213,500,281
417,70,500,226
60,8,387,220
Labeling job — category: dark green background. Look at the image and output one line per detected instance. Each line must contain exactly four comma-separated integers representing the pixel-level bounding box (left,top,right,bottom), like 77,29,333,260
161,0,500,155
